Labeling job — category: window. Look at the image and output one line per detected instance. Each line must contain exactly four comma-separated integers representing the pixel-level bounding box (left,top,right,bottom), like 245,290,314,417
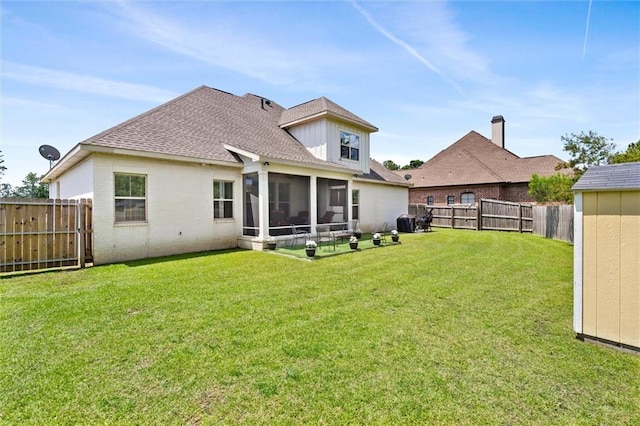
461,192,475,204
352,190,360,220
426,196,434,206
340,131,360,161
114,173,146,223
214,181,233,219
447,195,455,205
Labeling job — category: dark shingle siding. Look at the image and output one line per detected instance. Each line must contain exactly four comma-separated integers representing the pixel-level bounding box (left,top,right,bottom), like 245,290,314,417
572,162,640,191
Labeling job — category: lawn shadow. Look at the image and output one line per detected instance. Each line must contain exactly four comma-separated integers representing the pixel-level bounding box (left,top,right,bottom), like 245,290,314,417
122,248,246,267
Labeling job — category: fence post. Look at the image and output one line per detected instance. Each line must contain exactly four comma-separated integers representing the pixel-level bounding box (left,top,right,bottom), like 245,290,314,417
477,200,482,231
78,199,86,268
518,203,523,233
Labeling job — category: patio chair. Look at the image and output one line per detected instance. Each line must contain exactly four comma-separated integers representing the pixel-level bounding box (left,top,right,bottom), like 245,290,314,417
373,222,389,243
290,224,309,247
318,211,335,224
315,224,335,251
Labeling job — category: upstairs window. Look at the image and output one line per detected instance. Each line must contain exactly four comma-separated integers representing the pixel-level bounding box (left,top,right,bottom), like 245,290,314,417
114,173,146,223
214,180,234,219
340,131,359,161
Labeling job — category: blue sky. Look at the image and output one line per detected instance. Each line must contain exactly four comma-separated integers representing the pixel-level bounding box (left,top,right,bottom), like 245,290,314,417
1,0,638,187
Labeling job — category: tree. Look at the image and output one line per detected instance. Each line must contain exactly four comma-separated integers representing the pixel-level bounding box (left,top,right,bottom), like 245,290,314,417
383,160,400,170
0,149,6,178
528,173,574,204
609,140,640,164
401,159,424,170
10,172,49,198
560,131,615,179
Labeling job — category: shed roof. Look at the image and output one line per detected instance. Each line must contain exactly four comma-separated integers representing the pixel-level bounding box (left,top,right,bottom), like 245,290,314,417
572,162,640,191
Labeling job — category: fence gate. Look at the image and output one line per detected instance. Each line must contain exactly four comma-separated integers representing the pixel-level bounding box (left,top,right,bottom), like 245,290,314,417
0,198,93,273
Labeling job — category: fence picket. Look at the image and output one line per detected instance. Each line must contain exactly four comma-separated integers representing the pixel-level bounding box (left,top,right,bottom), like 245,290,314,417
409,199,571,243
0,198,93,273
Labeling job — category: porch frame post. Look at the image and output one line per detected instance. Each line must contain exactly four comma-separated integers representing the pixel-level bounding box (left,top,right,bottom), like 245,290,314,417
258,170,269,240
310,176,318,230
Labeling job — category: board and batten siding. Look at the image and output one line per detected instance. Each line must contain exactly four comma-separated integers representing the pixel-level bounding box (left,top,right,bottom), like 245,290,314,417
288,118,371,174
575,190,640,349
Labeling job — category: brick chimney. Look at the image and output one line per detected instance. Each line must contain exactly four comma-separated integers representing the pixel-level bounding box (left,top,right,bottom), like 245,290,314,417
491,115,505,148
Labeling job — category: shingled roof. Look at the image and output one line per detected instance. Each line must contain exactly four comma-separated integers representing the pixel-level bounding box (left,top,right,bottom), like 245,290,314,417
280,97,378,131
404,131,565,187
78,86,346,169
572,162,640,191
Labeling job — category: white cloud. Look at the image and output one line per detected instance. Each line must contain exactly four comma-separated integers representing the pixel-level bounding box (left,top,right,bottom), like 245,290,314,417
105,0,352,87
1,61,180,103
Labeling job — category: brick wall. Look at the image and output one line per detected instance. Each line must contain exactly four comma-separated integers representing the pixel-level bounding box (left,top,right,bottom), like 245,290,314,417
409,182,535,205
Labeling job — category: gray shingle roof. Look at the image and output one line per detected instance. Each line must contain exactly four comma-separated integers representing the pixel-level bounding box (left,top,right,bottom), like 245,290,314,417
572,162,640,191
361,159,412,185
79,86,350,169
402,131,566,187
279,97,378,131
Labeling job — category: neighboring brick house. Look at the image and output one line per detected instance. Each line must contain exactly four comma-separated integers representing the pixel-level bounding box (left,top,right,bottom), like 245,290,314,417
402,116,565,206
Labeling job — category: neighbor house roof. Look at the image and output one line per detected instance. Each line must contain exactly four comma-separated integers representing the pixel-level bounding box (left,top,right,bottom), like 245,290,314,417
279,96,378,131
403,131,565,188
572,162,640,191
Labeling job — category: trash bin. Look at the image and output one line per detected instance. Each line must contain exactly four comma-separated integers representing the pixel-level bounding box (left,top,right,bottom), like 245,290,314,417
396,214,416,233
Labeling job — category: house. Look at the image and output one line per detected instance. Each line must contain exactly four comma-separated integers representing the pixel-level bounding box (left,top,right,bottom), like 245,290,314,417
402,116,565,206
42,86,410,265
572,162,640,352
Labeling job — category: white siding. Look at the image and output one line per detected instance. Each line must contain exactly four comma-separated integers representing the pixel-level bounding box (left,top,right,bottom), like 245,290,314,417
287,118,371,174
289,119,328,160
90,154,242,265
353,181,409,232
53,158,94,199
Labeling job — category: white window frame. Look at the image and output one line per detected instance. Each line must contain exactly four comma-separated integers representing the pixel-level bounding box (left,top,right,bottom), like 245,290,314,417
340,130,360,161
214,180,234,219
352,189,360,220
114,173,147,223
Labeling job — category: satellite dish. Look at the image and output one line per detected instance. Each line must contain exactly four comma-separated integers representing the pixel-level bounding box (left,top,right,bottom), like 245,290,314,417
404,174,412,180
39,145,61,169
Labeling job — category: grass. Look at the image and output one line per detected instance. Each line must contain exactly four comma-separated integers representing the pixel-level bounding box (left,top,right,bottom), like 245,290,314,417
1,228,639,424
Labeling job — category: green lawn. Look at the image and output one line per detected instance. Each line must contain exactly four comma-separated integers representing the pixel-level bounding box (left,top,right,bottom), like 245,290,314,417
1,229,639,424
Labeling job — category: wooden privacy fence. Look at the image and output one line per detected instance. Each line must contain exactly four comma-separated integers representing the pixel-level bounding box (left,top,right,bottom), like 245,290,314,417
1,198,93,273
409,199,533,233
532,205,574,243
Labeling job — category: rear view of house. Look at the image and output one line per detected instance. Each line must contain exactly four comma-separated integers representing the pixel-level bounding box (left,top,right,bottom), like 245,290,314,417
42,86,409,265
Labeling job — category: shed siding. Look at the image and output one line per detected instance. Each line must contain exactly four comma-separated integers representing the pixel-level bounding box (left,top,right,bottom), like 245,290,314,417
582,193,598,337
595,192,621,343
582,190,640,348
620,192,640,347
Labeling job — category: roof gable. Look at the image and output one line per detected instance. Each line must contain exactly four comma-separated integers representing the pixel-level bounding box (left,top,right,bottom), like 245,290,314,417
279,96,378,131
